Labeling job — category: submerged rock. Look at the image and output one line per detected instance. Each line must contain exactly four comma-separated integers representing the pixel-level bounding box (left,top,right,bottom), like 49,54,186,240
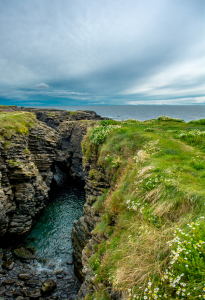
2,279,17,285
54,267,64,274
0,287,6,296
14,248,34,260
2,261,14,270
18,272,32,280
24,289,41,298
41,279,56,293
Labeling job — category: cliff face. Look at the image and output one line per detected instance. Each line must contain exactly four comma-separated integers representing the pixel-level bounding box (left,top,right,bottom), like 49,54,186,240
0,108,103,243
0,107,112,298
71,151,110,290
0,120,59,240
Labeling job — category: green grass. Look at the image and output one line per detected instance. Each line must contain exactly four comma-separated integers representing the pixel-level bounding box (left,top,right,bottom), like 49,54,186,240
82,117,205,299
0,111,36,144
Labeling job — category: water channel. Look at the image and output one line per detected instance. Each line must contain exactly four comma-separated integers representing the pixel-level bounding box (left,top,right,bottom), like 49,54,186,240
23,166,85,299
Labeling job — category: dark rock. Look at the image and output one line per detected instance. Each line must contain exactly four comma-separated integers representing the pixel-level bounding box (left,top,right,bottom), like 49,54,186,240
26,279,42,288
2,261,14,270
0,288,6,296
16,297,25,300
5,291,13,297
2,279,17,285
13,288,24,297
24,289,41,298
14,248,34,260
41,279,56,293
18,272,31,280
2,252,13,261
54,267,64,274
22,264,31,270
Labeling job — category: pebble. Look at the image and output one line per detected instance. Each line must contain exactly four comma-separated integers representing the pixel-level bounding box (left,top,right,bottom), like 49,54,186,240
18,273,32,280
54,267,64,274
2,261,14,270
5,291,13,297
61,294,68,298
0,287,6,296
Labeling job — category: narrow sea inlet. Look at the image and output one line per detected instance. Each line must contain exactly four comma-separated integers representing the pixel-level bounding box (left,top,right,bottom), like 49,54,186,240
22,166,85,297
24,167,85,266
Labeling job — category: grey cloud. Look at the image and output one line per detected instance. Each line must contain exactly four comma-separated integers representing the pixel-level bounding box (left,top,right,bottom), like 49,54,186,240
0,0,204,105
35,83,50,89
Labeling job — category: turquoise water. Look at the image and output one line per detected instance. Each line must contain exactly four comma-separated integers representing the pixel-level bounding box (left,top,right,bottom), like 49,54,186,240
24,167,85,268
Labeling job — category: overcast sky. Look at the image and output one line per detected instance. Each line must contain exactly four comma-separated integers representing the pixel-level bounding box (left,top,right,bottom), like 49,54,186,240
0,0,204,106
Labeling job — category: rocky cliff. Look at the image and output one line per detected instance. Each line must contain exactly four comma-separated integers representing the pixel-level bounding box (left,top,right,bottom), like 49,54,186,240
0,108,103,243
0,107,112,299
0,120,59,241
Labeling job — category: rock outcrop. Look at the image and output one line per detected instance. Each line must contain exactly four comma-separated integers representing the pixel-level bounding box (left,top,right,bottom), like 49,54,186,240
0,106,112,299
0,120,59,241
72,151,109,290
0,108,104,243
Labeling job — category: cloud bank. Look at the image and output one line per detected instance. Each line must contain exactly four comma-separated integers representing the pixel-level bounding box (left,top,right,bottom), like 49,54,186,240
0,0,204,105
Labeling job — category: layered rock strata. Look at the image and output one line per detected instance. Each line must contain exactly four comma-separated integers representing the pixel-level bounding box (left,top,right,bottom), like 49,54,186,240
0,120,59,240
0,108,104,242
72,154,109,287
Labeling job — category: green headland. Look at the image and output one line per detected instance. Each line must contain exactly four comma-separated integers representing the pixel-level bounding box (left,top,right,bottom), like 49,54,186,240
82,117,205,300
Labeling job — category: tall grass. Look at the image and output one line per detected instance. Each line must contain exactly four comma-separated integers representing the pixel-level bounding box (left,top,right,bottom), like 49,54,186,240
82,118,205,299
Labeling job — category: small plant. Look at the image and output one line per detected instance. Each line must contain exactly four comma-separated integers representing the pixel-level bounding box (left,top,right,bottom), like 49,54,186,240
90,124,121,145
69,111,77,116
177,129,205,148
89,169,105,182
158,116,184,122
139,217,205,300
25,148,30,155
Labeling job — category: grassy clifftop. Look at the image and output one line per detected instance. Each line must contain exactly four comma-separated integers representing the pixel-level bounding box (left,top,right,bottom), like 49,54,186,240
0,111,36,145
82,117,205,300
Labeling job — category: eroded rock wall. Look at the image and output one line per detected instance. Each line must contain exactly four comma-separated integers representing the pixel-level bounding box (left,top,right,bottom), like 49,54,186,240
0,109,103,243
0,120,59,241
72,153,109,288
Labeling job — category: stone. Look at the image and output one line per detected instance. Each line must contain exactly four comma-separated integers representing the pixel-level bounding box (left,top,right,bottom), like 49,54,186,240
13,288,24,297
2,261,14,270
5,291,13,297
16,297,25,300
18,273,32,280
24,289,41,298
0,288,6,296
2,252,13,261
14,248,34,260
26,279,42,288
54,267,64,274
41,279,56,293
2,279,17,285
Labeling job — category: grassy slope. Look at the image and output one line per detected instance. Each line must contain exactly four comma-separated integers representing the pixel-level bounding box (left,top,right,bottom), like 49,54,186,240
82,117,205,300
0,111,36,147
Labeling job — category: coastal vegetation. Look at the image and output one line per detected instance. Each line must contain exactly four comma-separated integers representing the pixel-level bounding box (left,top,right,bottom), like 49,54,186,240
82,117,205,300
0,111,36,141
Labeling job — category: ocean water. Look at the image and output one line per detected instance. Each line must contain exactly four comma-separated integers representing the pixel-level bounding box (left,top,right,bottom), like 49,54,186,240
35,105,205,122
24,167,85,268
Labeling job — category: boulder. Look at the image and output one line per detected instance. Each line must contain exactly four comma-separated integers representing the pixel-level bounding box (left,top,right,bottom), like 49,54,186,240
41,279,56,293
2,261,14,270
14,248,34,260
18,272,31,280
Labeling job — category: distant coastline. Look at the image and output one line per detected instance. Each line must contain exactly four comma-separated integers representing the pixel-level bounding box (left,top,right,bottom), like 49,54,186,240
23,105,205,122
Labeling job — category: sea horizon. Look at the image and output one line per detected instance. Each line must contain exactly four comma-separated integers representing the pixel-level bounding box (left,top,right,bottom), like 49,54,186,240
22,104,205,122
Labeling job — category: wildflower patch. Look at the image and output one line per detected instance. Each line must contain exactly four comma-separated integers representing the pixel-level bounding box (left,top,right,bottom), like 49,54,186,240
90,124,121,145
